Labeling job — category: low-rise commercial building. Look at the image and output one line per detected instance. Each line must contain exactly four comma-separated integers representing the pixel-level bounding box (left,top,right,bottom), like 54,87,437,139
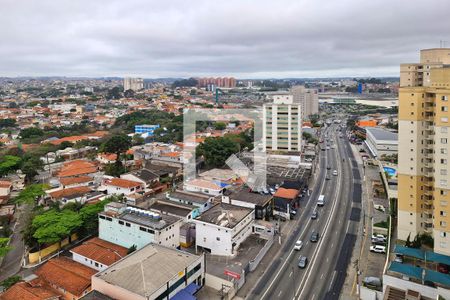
365,127,398,158
91,244,205,300
193,202,254,256
98,202,182,249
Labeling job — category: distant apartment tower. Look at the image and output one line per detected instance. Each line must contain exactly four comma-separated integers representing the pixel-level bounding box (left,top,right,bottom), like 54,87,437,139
263,95,302,152
123,77,144,91
197,77,236,88
290,85,319,118
397,48,450,255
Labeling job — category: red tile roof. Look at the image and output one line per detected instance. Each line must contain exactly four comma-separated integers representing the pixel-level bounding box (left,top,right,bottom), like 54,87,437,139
0,280,61,300
48,186,92,199
58,160,97,178
274,188,299,200
35,257,96,297
70,237,127,266
0,180,12,188
59,176,92,186
105,178,141,189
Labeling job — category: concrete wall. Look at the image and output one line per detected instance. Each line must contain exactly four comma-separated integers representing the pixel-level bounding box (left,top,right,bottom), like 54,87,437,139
204,273,236,300
383,274,450,299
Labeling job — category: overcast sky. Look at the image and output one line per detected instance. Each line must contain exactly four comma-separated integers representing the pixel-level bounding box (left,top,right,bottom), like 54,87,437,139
1,0,450,78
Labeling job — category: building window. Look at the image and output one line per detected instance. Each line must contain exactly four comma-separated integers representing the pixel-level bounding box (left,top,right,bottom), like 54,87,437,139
118,221,124,225
442,117,449,123
443,96,448,101
441,232,447,238
442,138,448,144
125,223,131,227
442,106,449,112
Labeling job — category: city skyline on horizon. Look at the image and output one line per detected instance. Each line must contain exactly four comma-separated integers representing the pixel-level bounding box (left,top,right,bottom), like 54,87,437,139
1,0,449,78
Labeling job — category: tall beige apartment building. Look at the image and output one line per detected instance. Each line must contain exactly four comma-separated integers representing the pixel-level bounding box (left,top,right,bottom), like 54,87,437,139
290,85,319,119
263,95,302,152
398,48,450,255
123,77,144,91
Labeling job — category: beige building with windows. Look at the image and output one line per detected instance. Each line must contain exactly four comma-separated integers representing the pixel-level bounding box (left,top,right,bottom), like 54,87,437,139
123,77,144,91
398,48,450,255
290,85,319,118
263,95,302,152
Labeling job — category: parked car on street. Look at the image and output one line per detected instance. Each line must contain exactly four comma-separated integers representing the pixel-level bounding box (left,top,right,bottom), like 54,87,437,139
370,245,386,253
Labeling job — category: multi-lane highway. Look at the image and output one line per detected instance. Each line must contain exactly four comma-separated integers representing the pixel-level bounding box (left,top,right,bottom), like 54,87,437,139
249,123,363,300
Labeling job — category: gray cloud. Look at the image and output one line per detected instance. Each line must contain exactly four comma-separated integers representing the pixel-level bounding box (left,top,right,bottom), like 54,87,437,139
1,0,449,78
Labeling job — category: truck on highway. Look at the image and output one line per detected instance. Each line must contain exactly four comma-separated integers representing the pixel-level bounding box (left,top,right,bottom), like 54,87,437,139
317,194,325,207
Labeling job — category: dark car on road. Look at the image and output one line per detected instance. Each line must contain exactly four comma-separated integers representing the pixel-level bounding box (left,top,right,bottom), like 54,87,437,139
298,256,308,268
310,232,319,242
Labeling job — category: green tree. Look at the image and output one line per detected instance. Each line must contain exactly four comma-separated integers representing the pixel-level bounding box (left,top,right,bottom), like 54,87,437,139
100,134,131,167
32,210,82,246
20,156,44,181
19,127,44,140
107,86,123,99
0,275,21,290
214,122,226,130
197,136,240,167
124,89,135,98
0,237,12,257
15,184,49,205
79,198,111,234
0,155,22,176
0,118,16,128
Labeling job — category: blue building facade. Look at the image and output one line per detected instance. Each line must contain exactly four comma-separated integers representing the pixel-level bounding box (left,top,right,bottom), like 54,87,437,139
134,124,160,136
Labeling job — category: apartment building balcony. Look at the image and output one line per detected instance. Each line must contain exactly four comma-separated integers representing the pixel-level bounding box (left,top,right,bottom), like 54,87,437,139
423,194,434,201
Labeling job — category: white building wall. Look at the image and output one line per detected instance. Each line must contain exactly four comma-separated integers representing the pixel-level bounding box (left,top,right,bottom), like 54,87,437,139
71,252,108,271
99,216,180,249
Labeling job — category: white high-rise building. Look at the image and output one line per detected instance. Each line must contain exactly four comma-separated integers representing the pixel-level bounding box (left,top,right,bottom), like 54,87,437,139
123,77,144,91
263,95,302,152
291,85,319,119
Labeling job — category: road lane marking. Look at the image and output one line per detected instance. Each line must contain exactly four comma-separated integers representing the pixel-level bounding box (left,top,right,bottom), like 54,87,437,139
321,273,324,279
259,148,329,300
289,270,293,277
278,291,283,297
295,127,343,299
328,271,337,291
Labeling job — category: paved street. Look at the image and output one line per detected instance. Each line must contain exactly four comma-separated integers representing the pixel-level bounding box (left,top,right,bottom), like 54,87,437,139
0,204,30,282
247,124,363,300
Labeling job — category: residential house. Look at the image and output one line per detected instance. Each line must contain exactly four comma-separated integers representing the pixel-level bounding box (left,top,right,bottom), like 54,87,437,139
0,278,62,300
96,153,117,165
120,169,159,189
184,179,225,196
103,178,143,196
70,237,128,271
57,160,98,178
47,186,103,205
35,257,96,300
0,180,12,203
59,176,94,189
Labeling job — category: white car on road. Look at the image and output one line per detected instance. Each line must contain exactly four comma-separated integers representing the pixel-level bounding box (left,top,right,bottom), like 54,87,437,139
294,240,303,251
370,245,386,253
332,170,338,176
